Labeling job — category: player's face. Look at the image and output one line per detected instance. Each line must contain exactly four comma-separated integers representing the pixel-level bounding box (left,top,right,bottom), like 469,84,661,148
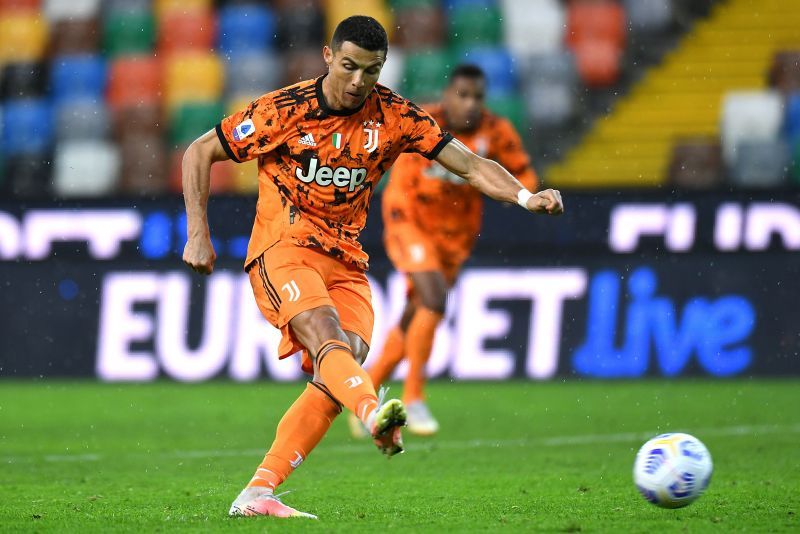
323,42,385,109
442,76,485,132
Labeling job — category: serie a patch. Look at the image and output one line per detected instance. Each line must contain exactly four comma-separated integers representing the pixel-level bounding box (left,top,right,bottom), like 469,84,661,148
233,119,255,141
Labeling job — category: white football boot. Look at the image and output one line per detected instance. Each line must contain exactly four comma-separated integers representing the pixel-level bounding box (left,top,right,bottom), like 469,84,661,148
229,487,317,519
406,401,439,436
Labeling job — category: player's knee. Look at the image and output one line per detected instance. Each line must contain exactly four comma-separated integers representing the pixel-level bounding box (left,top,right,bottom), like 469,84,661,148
419,289,447,315
290,306,349,357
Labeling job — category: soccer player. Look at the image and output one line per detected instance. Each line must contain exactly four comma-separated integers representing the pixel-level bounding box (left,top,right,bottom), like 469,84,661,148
352,65,539,437
181,16,563,519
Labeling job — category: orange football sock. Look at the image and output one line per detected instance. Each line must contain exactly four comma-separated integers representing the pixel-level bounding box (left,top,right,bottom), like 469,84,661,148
247,382,341,490
367,326,406,388
403,307,443,404
317,340,379,424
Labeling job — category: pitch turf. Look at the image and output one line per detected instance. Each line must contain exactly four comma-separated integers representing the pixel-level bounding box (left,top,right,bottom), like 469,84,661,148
1,380,797,532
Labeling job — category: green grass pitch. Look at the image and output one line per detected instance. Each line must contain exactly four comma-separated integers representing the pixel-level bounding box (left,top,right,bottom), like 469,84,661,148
1,380,798,532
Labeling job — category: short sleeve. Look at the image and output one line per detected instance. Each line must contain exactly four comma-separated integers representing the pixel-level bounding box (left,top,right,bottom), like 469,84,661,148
492,117,539,191
399,101,453,160
216,95,284,163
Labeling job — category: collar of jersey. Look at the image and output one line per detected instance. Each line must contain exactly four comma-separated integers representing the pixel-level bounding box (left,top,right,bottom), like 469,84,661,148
315,75,369,117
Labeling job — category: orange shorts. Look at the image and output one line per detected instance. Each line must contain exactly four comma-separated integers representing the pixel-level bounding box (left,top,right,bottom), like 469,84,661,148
384,219,470,286
246,241,374,375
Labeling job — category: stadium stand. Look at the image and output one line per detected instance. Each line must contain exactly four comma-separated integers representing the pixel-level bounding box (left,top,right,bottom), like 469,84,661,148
0,0,798,198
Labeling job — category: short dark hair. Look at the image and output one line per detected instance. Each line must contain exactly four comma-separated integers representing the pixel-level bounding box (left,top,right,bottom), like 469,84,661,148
448,64,486,85
331,15,388,54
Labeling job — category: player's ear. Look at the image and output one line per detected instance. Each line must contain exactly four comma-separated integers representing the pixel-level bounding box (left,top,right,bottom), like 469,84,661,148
323,46,334,68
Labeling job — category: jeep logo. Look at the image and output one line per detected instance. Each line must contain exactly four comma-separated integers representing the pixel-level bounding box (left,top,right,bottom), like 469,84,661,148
295,157,367,192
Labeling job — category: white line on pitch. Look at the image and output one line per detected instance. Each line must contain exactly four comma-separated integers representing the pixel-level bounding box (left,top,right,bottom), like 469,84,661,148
4,423,799,464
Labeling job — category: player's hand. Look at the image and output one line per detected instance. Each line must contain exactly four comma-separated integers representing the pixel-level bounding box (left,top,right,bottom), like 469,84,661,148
526,188,564,215
183,236,217,275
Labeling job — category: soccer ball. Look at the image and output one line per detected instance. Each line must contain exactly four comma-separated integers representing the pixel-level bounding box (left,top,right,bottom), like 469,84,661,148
633,433,713,509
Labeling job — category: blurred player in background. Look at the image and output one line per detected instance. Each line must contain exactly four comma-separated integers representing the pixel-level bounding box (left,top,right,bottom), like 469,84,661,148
351,65,539,437
182,16,562,520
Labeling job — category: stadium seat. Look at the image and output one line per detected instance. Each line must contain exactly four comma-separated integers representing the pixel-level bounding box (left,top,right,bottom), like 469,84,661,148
523,80,577,128
402,49,453,103
230,158,259,194
565,0,626,50
324,0,394,44
443,0,497,10
102,0,150,17
218,5,277,57
389,0,439,8
112,103,161,140
770,51,800,95
50,17,101,56
790,140,800,185
154,0,211,21
448,4,502,48
572,39,622,87
457,47,516,96
164,52,223,111
0,0,41,11
53,140,120,197
168,101,224,145
729,140,789,189
158,9,217,54
2,154,52,198
623,0,673,34
55,99,110,141
119,132,168,195
377,49,405,92
50,55,107,104
785,92,800,146
43,0,100,22
1,99,52,156
501,0,565,57
668,137,723,190
107,56,162,110
720,90,784,167
275,4,325,50
393,5,445,50
102,9,155,58
1,62,46,100
168,144,233,193
224,52,284,100
0,12,48,64
283,48,327,85
521,51,580,85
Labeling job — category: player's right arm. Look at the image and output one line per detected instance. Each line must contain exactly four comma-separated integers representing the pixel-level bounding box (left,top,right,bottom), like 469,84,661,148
181,130,230,275
434,138,563,215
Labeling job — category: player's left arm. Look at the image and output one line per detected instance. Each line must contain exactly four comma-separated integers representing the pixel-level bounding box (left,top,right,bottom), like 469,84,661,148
434,139,563,215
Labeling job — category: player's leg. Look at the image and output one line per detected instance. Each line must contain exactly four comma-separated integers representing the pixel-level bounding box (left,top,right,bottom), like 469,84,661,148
402,270,447,435
366,298,416,388
230,253,340,518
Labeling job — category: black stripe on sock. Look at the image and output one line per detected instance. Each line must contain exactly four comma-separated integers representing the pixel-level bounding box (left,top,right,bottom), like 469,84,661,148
309,381,342,411
316,340,351,369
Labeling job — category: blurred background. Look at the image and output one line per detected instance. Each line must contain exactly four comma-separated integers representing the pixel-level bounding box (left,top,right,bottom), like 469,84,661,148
0,0,798,381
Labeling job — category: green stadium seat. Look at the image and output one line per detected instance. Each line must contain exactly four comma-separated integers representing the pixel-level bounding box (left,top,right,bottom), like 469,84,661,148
402,49,453,103
103,10,155,58
789,140,800,185
487,95,527,135
169,101,224,146
448,5,502,49
389,0,440,9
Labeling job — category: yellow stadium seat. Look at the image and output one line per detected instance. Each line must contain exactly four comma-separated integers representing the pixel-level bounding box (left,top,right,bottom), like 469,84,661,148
164,52,223,111
0,13,48,64
154,0,211,20
324,0,393,42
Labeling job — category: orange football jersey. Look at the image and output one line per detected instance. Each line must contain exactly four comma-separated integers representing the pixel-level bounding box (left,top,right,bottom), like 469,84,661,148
382,104,538,250
216,76,453,270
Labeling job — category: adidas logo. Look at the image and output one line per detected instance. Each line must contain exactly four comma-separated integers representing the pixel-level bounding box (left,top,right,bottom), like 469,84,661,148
298,133,316,147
